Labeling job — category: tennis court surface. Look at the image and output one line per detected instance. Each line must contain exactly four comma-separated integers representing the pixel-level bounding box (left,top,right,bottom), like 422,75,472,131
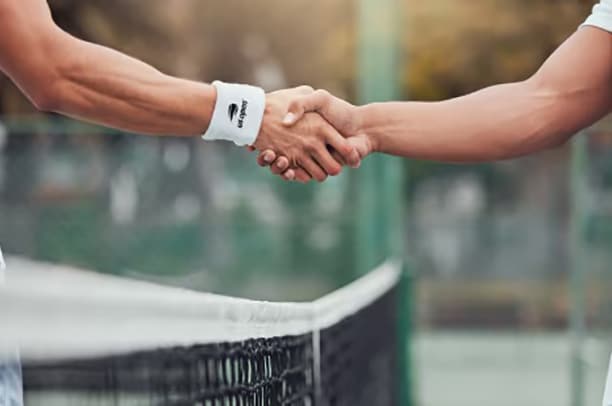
0,258,401,405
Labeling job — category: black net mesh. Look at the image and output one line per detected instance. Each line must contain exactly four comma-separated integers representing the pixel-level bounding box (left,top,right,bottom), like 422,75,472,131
318,286,399,406
21,286,399,406
24,336,313,406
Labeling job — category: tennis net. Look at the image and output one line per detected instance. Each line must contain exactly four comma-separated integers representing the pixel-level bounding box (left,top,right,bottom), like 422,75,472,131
0,258,401,406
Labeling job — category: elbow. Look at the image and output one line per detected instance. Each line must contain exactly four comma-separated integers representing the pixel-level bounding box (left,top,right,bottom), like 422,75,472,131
27,45,70,112
518,123,575,156
30,83,63,113
545,131,574,150
31,91,55,113
518,78,578,152
533,133,572,155
26,28,73,113
516,117,574,156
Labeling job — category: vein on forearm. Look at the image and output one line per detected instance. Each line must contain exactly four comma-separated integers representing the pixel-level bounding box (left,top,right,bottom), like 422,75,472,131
49,36,214,136
363,78,609,163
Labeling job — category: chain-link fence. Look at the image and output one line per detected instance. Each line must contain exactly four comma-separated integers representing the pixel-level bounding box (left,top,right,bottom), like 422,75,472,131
0,118,396,301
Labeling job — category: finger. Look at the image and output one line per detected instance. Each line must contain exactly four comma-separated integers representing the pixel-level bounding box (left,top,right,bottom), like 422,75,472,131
331,149,346,166
298,157,327,183
347,134,371,163
312,146,342,177
293,167,312,183
283,89,331,127
270,156,290,175
324,130,361,168
282,169,296,181
295,85,314,95
247,146,256,152
257,150,277,167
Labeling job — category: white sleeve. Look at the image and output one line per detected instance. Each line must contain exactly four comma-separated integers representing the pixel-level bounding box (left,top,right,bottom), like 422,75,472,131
583,0,612,32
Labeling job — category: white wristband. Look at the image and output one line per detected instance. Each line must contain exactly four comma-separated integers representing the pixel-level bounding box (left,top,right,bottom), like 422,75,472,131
202,81,266,146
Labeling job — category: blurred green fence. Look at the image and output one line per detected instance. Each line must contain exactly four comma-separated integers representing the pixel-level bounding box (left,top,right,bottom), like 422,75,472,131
0,118,403,300
570,122,612,406
402,116,612,406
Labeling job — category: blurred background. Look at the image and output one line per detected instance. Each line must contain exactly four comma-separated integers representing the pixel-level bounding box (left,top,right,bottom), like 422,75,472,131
0,0,610,405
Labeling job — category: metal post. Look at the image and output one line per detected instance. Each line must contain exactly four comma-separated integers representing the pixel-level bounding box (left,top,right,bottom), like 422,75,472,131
356,0,411,405
356,0,404,272
569,133,588,406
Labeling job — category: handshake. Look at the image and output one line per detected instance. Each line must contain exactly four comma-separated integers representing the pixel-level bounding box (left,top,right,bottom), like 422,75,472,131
249,86,374,183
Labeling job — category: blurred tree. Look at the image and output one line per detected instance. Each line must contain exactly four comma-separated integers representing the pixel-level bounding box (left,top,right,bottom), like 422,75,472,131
0,0,203,114
0,0,599,113
406,0,596,100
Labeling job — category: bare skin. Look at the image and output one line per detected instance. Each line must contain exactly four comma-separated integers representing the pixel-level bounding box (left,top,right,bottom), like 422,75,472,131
0,0,360,182
261,26,612,180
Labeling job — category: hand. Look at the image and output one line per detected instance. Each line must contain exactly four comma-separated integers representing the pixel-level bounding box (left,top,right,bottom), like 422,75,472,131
258,90,375,181
253,87,361,182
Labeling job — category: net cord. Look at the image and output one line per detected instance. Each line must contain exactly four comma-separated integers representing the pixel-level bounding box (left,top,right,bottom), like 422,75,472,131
1,258,401,360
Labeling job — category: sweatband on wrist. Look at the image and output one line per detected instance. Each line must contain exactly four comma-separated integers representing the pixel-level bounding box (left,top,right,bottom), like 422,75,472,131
202,81,266,146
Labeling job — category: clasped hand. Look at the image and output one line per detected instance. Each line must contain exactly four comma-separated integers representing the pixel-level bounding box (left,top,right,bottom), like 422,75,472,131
250,86,374,183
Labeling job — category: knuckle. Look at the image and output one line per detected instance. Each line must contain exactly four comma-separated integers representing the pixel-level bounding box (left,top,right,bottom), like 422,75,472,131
314,126,329,140
288,100,300,111
332,138,349,151
303,141,317,154
340,145,355,158
298,85,314,93
315,89,331,104
315,125,327,137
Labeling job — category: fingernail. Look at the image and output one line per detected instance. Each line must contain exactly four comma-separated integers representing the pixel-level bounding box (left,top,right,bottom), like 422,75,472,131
277,161,286,169
264,152,274,163
283,113,296,125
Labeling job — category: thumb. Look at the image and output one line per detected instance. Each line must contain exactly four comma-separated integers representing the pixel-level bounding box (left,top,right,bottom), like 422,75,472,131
283,89,331,127
347,134,372,163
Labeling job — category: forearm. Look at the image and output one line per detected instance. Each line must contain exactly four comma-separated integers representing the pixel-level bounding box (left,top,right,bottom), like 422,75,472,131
39,32,215,137
360,80,595,162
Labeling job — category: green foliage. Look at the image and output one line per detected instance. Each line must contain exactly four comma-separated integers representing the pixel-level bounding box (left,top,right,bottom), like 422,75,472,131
1,0,598,113
404,160,517,209
406,0,595,100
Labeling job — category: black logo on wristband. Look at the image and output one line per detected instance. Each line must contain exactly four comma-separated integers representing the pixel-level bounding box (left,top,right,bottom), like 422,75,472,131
238,100,248,129
228,100,249,129
228,103,239,122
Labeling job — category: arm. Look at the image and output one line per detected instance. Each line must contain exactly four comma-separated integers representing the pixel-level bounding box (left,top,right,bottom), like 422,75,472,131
0,0,358,180
0,0,214,136
270,26,612,179
358,27,612,162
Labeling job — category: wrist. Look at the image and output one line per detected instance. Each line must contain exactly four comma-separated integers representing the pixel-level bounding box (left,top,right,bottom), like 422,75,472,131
254,94,280,149
355,104,381,153
201,81,265,146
